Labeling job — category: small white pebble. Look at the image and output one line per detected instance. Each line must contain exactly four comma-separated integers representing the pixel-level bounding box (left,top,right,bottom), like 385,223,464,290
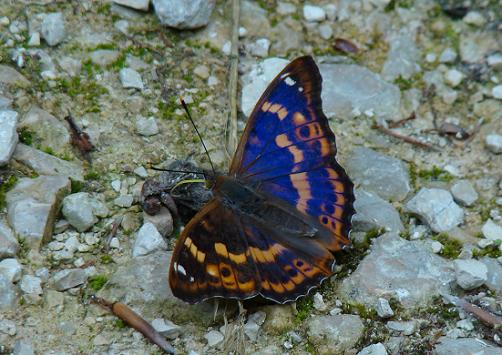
463,11,486,26
238,27,247,37
425,53,436,63
431,241,443,254
303,5,326,22
444,69,464,87
110,237,120,249
222,41,231,55
492,85,502,100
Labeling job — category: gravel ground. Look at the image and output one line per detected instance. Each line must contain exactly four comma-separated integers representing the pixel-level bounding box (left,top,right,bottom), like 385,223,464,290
0,0,501,354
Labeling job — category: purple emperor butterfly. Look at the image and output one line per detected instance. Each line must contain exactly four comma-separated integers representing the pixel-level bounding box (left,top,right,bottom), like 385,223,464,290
169,56,355,304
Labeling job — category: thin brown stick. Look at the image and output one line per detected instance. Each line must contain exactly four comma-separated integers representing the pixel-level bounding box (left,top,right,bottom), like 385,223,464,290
456,298,502,329
388,112,416,128
373,124,439,150
104,216,122,251
225,0,240,159
91,297,175,354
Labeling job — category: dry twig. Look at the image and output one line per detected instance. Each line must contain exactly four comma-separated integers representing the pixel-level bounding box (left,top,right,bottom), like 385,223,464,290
225,0,240,159
91,296,176,354
373,124,439,151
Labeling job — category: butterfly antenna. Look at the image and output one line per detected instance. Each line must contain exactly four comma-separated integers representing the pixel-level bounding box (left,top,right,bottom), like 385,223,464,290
150,166,205,175
180,97,216,175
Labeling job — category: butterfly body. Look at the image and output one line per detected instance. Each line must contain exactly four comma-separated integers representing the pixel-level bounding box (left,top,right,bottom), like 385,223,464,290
169,56,355,304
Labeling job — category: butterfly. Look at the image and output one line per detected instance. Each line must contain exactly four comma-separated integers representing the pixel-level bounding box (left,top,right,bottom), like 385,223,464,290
169,56,355,304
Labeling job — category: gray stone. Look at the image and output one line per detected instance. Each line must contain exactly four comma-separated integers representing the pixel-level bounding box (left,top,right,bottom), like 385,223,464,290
405,188,464,233
387,320,417,336
0,258,23,282
0,221,19,258
153,0,215,29
307,315,364,354
463,11,486,26
136,116,159,136
119,68,144,90
132,222,167,257
0,95,12,109
353,189,404,233
492,85,502,100
133,166,148,178
483,220,502,242
113,0,150,11
277,2,296,15
345,148,410,202
13,144,84,181
13,340,34,355
151,318,181,340
241,59,401,121
434,337,502,355
381,32,420,81
98,251,224,325
451,180,478,206
444,69,464,87
62,192,108,232
487,53,502,68
57,56,81,76
45,289,64,310
193,65,209,79
19,275,42,295
6,175,70,250
376,298,394,318
358,343,388,355
53,268,88,291
240,1,270,38
113,194,133,208
0,273,18,310
486,134,502,154
88,49,121,67
320,63,401,121
27,32,40,46
454,259,488,290
339,233,455,308
205,330,224,347
35,267,49,283
244,319,260,341
303,5,326,22
479,257,502,294
319,24,333,40
313,292,327,311
247,38,270,58
0,110,18,166
0,318,16,335
19,106,70,155
143,207,173,237
439,48,457,63
41,13,66,46
460,32,498,63
0,65,30,87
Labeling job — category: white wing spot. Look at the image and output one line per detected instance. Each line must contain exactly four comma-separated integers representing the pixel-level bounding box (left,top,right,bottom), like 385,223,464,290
280,72,290,79
177,264,187,276
298,87,304,92
285,77,296,86
189,276,195,283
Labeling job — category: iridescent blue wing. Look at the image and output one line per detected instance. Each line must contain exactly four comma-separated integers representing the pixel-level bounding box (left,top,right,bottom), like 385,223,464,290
230,56,354,252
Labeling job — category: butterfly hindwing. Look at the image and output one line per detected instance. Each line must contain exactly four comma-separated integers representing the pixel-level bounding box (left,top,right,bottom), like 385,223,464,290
230,56,354,252
241,218,334,303
169,200,260,304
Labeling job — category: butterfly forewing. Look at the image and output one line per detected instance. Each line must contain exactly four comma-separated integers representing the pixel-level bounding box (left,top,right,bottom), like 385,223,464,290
230,56,354,253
